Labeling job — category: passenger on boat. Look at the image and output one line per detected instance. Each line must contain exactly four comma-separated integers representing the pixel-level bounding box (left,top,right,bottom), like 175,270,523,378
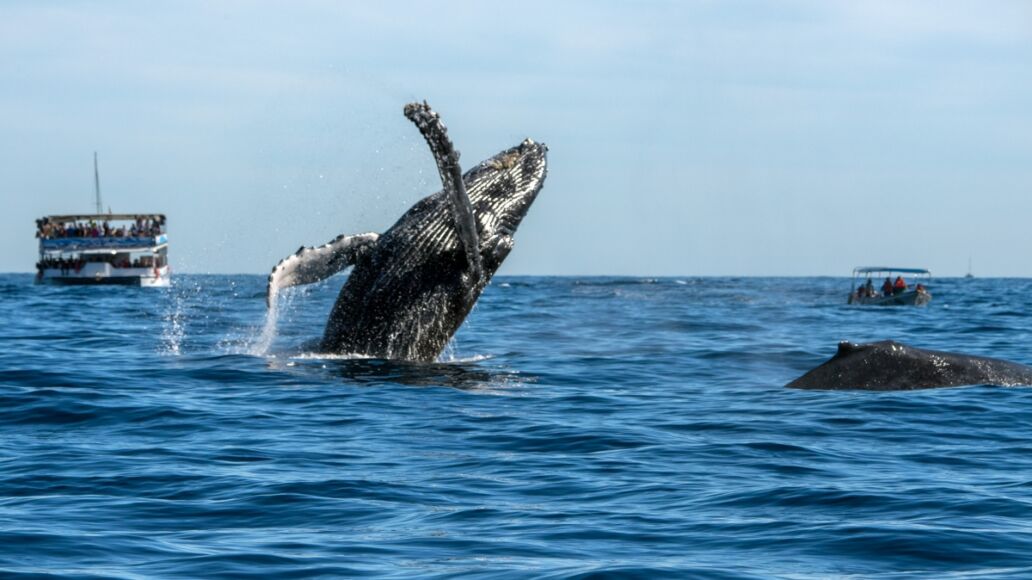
881,277,893,297
864,279,875,297
37,217,163,239
893,276,907,294
915,283,927,295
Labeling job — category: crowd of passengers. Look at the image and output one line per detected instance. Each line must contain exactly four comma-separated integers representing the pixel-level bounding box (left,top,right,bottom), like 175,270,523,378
36,216,165,240
855,276,928,300
37,255,160,274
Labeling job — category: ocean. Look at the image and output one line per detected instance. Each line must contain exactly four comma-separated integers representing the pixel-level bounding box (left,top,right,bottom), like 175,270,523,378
3,273,1032,578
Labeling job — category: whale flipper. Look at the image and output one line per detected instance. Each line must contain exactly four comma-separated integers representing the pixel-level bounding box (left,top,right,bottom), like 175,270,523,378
267,232,379,306
403,101,483,288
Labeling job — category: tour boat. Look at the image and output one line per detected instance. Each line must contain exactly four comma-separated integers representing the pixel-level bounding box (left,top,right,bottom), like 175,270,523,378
33,153,170,287
35,214,170,287
848,267,931,306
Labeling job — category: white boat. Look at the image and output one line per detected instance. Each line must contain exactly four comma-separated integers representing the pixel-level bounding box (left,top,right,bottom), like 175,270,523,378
35,214,170,287
848,266,931,306
33,153,170,287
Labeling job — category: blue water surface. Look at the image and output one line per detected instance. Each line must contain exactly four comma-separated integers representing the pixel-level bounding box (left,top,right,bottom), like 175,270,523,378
2,273,1032,578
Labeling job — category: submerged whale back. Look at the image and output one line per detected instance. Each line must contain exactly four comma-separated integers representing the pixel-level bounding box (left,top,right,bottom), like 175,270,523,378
787,340,1032,390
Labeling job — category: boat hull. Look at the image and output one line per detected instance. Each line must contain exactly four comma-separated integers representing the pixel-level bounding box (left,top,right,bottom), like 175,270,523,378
848,290,931,306
37,276,169,288
35,266,170,288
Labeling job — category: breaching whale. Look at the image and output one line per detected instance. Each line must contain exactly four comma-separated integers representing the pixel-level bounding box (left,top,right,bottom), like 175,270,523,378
786,340,1032,390
266,101,547,362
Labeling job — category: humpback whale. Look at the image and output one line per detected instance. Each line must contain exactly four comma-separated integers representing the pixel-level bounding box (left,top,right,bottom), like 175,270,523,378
267,102,547,362
786,340,1032,390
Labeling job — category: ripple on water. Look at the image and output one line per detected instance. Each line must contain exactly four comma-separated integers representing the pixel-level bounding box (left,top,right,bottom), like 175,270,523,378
1,275,1032,578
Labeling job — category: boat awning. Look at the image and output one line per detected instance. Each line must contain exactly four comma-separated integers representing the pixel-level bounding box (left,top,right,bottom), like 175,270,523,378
854,267,931,275
41,213,165,222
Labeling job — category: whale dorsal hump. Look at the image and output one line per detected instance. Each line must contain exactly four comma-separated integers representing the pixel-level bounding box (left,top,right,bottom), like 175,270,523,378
266,232,380,307
836,341,862,358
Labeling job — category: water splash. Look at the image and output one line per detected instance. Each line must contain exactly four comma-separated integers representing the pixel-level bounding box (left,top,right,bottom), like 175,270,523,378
439,336,458,362
286,352,374,361
159,283,186,356
250,286,280,356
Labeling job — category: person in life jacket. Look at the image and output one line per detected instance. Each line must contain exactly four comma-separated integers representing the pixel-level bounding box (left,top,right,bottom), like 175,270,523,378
893,276,907,294
881,277,893,297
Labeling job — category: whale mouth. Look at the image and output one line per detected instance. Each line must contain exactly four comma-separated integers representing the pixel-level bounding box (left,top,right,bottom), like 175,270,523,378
470,139,548,239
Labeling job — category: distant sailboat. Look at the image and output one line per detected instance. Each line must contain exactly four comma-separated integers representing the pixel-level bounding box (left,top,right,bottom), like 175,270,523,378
965,257,974,279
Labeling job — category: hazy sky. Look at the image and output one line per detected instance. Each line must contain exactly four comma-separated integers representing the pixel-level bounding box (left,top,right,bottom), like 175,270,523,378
3,1,1030,276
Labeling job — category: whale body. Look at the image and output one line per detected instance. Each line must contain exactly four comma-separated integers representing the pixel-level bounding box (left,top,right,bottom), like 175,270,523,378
266,102,547,362
786,340,1032,390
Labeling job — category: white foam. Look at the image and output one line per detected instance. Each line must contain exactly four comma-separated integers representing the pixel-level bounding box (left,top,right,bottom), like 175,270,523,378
288,352,374,361
441,353,494,364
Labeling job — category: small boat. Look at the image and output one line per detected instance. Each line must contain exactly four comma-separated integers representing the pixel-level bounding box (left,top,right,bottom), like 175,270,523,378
848,267,931,306
33,153,170,287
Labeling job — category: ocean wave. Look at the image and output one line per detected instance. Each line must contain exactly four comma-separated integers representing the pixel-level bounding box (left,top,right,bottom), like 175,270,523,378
3,274,1032,577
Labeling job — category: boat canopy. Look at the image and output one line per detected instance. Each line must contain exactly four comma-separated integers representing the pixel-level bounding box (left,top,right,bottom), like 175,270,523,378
853,267,930,275
42,213,165,222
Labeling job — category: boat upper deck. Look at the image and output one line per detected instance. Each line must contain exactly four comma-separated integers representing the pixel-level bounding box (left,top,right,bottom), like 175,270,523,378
37,214,167,253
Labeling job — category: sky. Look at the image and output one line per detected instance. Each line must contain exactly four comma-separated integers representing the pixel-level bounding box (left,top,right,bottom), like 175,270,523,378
2,0,1030,276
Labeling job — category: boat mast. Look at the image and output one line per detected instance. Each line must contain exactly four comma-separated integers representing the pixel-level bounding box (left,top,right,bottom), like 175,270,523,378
93,151,103,214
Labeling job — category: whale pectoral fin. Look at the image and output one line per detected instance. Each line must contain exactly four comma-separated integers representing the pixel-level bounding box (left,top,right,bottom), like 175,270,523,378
266,232,379,307
403,101,483,287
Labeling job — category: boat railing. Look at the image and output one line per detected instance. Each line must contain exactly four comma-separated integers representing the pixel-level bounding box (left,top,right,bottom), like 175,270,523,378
39,234,168,252
38,262,166,277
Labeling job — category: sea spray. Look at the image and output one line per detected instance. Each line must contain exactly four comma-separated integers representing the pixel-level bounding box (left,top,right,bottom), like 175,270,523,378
251,285,280,356
159,280,186,356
